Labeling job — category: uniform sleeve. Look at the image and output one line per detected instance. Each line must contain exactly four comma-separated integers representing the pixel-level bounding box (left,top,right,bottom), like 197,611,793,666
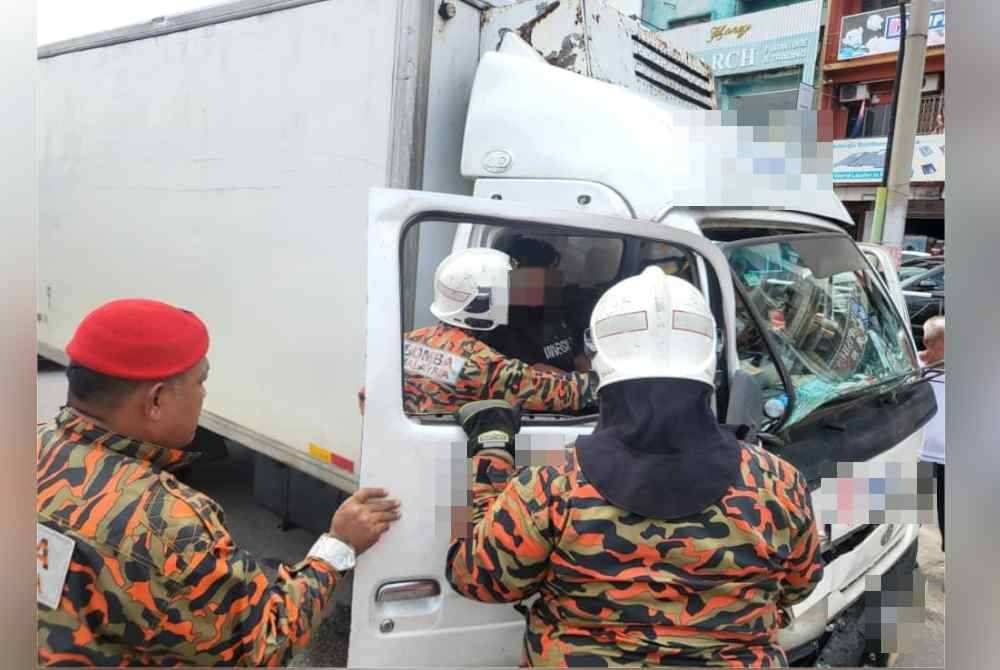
777,468,824,608
485,355,596,412
166,511,338,666
445,452,560,603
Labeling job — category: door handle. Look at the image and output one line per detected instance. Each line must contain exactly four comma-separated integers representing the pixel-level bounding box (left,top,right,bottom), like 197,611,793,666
375,579,441,603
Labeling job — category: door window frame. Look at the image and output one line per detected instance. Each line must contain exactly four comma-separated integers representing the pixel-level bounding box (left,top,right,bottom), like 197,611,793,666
398,212,737,426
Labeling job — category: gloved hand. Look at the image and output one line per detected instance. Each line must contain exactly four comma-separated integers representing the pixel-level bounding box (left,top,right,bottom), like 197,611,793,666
455,400,521,460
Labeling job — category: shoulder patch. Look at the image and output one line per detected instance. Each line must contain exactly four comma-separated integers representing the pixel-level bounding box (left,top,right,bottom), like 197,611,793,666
37,523,75,609
403,340,469,387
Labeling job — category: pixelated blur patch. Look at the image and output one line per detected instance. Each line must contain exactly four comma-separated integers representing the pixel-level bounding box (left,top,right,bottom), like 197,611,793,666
862,567,928,656
435,433,576,543
514,433,571,468
433,439,471,539
671,109,835,207
812,460,937,526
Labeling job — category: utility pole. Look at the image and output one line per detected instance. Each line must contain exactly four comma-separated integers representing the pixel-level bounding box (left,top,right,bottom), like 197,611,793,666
870,0,930,266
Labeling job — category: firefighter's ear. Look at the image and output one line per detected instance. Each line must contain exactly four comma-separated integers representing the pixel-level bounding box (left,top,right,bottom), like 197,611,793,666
141,381,167,421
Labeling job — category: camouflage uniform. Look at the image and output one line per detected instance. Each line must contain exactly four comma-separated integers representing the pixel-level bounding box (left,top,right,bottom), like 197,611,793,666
36,408,338,666
403,323,596,415
446,442,824,668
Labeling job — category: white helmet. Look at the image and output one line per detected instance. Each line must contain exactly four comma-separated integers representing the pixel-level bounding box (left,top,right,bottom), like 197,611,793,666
588,266,717,390
430,248,513,331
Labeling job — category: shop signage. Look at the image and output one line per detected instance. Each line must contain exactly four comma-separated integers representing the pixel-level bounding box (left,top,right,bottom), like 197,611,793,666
832,134,945,184
660,0,822,77
838,1,945,61
707,23,751,43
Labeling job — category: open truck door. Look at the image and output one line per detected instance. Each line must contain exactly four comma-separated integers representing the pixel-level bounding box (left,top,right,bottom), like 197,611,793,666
349,188,741,667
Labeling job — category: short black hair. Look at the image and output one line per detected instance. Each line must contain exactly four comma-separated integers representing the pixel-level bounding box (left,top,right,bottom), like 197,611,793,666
66,364,154,409
505,236,559,268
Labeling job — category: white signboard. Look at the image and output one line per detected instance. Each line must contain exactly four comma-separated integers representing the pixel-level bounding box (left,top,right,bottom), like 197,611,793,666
832,134,945,184
660,1,823,77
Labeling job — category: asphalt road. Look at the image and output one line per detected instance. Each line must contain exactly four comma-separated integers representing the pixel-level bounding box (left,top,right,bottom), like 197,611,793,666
36,362,944,668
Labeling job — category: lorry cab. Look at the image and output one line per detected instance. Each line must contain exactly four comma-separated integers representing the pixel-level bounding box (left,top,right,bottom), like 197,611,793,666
351,32,935,668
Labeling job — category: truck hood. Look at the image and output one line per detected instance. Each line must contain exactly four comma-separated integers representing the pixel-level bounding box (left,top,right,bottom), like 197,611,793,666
461,45,854,227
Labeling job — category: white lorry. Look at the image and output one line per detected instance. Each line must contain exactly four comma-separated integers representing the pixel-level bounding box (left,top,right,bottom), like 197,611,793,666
37,0,715,493
37,0,936,666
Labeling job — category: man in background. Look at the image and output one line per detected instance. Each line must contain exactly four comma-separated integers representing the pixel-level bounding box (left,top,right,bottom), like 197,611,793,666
918,315,945,551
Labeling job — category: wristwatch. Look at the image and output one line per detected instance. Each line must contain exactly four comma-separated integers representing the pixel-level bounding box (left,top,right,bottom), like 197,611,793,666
307,533,356,573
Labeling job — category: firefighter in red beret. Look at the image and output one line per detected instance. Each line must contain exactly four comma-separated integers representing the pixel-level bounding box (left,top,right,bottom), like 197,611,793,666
36,299,401,666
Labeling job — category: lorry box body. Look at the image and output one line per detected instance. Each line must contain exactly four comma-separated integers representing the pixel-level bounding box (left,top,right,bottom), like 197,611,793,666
37,0,715,493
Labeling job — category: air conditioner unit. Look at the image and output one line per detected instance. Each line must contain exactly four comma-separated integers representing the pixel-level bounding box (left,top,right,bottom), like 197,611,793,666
840,83,870,103
922,73,941,92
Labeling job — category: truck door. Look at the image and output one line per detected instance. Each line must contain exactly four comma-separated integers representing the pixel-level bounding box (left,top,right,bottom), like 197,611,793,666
349,188,739,667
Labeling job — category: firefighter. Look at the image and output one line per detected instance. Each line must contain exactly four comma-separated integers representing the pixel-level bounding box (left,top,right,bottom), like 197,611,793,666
446,267,824,667
36,299,401,666
403,248,597,415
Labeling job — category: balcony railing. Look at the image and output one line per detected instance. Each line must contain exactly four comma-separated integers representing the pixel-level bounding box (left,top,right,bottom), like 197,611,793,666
918,94,944,134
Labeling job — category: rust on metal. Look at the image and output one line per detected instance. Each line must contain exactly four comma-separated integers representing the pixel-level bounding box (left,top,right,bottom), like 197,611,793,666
545,33,585,69
518,1,561,45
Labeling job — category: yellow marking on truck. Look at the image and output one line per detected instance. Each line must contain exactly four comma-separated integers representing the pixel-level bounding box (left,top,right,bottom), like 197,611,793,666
309,442,331,462
308,442,356,474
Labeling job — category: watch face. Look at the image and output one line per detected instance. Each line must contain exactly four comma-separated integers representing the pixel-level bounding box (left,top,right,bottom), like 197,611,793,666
333,551,355,572
330,541,356,571
311,535,356,572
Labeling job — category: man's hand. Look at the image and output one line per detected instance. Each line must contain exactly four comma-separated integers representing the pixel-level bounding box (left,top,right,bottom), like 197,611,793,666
331,487,401,554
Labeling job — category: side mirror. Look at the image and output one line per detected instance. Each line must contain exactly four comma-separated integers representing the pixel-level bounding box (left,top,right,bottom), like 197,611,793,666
725,369,764,443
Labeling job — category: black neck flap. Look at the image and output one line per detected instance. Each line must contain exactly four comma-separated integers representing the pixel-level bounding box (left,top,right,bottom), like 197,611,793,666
576,378,744,520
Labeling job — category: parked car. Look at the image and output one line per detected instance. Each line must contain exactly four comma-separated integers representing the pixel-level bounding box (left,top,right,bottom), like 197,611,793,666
900,254,943,273
901,250,930,264
901,263,945,349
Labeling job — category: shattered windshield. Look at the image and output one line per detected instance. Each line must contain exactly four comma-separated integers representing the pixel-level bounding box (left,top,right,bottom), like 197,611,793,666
726,235,920,425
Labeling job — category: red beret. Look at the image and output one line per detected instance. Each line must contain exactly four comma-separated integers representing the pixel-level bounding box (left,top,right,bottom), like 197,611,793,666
66,299,210,380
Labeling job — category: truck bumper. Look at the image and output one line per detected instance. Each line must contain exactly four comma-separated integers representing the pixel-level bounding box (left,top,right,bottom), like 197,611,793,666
787,535,920,667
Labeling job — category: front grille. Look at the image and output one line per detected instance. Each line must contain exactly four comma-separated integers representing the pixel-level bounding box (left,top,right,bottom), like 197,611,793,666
821,524,877,564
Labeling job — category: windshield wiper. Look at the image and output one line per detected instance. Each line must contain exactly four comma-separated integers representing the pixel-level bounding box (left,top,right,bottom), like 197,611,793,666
814,372,918,413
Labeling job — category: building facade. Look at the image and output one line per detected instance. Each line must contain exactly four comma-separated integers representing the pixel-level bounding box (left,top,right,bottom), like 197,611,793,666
820,0,946,248
644,0,825,113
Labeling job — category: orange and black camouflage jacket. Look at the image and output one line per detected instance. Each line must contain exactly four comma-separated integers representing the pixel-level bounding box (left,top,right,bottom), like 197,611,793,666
36,408,337,666
446,444,824,668
403,323,596,415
